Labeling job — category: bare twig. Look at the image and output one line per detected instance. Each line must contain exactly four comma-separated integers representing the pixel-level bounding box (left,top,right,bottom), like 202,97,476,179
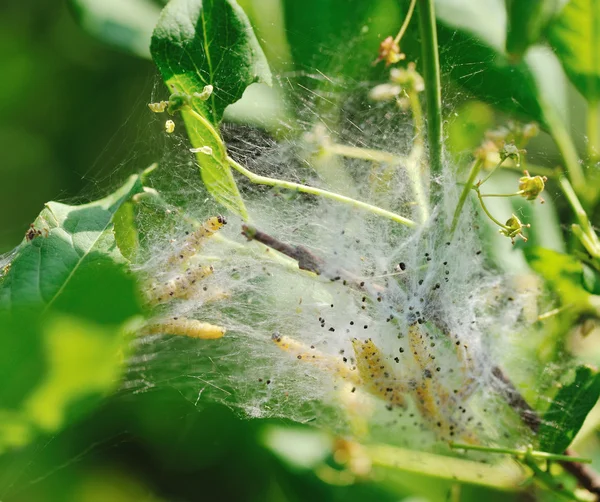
562,449,600,497
241,224,324,275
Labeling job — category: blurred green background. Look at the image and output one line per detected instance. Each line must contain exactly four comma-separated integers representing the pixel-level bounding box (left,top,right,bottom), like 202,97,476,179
0,1,155,254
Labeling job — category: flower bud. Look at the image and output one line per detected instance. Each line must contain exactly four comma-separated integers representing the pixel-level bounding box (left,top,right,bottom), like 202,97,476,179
500,214,530,243
374,36,405,66
519,170,547,201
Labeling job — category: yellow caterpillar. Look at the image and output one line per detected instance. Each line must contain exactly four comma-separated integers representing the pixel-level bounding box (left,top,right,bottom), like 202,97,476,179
271,333,361,385
146,265,214,305
351,338,407,408
168,216,226,266
143,318,226,339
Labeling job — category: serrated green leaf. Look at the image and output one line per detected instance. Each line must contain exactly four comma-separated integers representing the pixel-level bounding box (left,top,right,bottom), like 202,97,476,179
539,366,600,453
505,0,560,60
547,0,600,102
68,0,161,58
151,0,272,219
0,175,143,311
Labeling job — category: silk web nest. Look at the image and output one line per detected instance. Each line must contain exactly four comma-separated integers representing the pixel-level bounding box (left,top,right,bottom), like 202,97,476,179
123,67,547,453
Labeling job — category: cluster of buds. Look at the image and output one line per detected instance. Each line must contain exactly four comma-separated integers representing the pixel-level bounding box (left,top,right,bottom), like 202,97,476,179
147,84,213,134
469,122,547,245
373,36,405,66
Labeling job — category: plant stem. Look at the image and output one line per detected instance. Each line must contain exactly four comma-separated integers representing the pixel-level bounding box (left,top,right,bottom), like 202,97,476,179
394,0,418,45
226,156,416,227
477,157,506,187
407,89,425,150
587,100,600,164
365,443,525,489
450,158,483,233
480,191,525,198
417,0,444,180
449,443,591,464
325,140,429,222
543,104,586,195
475,189,508,229
524,457,589,502
559,177,600,256
326,143,406,164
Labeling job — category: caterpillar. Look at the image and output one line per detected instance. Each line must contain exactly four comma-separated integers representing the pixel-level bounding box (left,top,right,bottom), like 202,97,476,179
146,264,214,305
271,332,361,385
351,338,407,408
168,216,226,266
143,318,226,339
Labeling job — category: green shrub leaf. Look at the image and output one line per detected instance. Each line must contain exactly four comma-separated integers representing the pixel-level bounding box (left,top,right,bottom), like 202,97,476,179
435,0,568,127
281,0,399,86
151,0,272,218
526,247,596,314
539,365,600,453
68,0,161,59
0,175,142,310
505,0,560,60
547,0,600,102
0,176,144,453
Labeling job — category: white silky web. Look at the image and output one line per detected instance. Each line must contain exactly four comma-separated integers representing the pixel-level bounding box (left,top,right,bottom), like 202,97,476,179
122,66,545,452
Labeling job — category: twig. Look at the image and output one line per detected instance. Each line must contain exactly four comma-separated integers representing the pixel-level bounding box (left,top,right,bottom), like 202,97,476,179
241,224,324,275
491,366,541,432
562,449,600,497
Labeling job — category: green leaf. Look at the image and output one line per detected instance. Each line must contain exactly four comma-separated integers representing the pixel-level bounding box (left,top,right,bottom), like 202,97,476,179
539,366,600,453
435,0,568,127
547,0,600,102
526,247,596,314
281,0,400,85
0,175,143,311
151,0,272,219
68,0,162,58
113,201,139,262
505,0,560,60
0,176,144,453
